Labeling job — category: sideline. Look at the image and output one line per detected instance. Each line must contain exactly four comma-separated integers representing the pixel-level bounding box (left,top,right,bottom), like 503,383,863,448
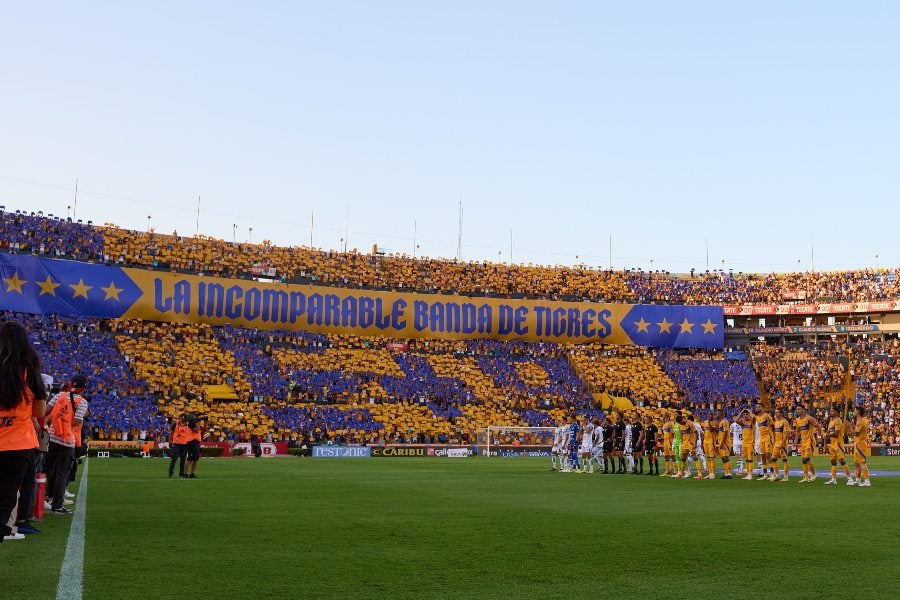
56,458,89,600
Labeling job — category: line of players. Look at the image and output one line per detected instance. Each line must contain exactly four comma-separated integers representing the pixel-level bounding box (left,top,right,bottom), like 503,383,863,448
550,404,873,487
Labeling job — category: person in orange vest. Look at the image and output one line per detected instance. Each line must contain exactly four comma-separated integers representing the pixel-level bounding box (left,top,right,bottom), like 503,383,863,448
184,415,204,479
168,415,191,479
44,375,89,515
0,321,48,543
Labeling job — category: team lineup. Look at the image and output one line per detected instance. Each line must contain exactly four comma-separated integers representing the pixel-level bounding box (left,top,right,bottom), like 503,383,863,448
551,404,873,487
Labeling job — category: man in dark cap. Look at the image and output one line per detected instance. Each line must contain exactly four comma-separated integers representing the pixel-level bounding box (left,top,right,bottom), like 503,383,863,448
44,376,89,515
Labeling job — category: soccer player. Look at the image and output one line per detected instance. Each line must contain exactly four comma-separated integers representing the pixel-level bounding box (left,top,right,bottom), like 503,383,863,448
613,415,627,474
702,412,718,480
691,417,706,479
672,413,684,477
589,418,604,472
602,419,615,474
715,409,733,479
851,405,871,487
824,406,854,486
771,408,791,481
730,417,744,475
753,416,761,476
643,415,660,476
753,404,777,481
661,413,675,477
631,414,644,474
579,417,595,473
623,414,635,473
793,405,823,483
559,422,572,472
567,415,581,473
550,423,563,471
675,414,697,479
739,411,756,481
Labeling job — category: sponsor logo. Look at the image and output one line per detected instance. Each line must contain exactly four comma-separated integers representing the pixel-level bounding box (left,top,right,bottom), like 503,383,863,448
371,447,426,457
870,445,899,457
312,446,372,458
233,442,279,456
371,446,475,457
91,440,145,450
492,449,552,458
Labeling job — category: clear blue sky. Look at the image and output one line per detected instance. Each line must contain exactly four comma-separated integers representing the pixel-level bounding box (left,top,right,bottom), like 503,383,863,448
2,2,898,273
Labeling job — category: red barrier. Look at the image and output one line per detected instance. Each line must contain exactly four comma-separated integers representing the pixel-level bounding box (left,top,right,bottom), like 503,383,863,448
33,473,47,521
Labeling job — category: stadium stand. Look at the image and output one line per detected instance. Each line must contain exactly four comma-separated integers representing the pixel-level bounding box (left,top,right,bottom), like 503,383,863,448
2,210,900,445
656,350,760,418
751,343,848,421
569,346,679,407
5,209,900,303
849,339,900,444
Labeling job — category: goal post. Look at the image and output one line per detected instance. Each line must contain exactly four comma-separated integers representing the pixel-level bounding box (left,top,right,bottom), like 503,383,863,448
482,426,556,458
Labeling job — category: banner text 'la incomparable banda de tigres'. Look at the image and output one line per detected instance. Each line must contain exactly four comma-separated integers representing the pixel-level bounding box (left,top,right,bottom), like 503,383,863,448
0,254,724,348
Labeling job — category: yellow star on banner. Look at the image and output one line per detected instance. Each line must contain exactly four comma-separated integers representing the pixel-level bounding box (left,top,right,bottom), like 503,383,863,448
635,318,650,333
100,281,124,301
69,279,92,299
679,318,695,334
37,276,61,297
3,272,27,294
701,319,718,334
657,318,673,334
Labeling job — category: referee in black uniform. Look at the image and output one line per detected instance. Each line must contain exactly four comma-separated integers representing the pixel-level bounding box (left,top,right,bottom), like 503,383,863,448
643,416,660,476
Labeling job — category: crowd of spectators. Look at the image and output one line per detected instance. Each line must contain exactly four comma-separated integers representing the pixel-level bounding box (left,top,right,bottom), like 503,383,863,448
569,346,679,407
849,339,900,445
6,209,900,303
656,349,760,416
3,311,168,441
0,209,103,262
750,343,847,420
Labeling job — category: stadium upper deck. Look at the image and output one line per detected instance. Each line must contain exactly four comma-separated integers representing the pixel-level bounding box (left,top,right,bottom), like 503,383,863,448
3,208,900,304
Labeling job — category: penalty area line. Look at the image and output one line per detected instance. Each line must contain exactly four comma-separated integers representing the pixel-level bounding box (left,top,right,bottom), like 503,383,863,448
56,457,89,600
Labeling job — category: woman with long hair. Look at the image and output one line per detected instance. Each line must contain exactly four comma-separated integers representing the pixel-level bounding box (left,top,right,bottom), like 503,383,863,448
0,320,47,542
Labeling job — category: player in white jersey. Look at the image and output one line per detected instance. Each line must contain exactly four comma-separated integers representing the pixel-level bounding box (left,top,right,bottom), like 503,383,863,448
579,418,595,473
730,419,744,474
589,418,604,472
623,416,635,472
693,419,709,479
550,425,564,471
559,425,572,472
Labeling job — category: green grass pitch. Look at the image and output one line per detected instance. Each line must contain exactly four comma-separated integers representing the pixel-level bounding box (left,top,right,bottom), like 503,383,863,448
7,456,900,599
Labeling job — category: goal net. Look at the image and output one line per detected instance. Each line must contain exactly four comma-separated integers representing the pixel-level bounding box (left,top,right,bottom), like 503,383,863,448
481,426,556,458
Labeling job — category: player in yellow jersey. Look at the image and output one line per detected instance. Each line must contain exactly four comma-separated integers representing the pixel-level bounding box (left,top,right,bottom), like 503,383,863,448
771,408,791,481
753,404,777,481
738,410,755,480
793,405,823,483
824,406,855,486
702,413,718,480
675,414,696,478
715,408,733,479
851,405,871,487
661,413,675,477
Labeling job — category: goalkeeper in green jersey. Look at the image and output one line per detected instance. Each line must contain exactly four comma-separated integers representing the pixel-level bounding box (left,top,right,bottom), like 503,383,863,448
672,416,683,476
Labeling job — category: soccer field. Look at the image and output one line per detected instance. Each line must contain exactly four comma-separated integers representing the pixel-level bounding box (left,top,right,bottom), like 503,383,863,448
8,456,900,600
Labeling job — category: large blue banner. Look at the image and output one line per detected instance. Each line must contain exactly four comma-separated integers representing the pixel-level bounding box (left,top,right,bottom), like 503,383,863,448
0,254,724,348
